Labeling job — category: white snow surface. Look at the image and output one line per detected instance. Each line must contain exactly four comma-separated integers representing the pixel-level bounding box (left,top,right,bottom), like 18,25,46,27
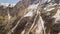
24,3,39,17
53,9,60,23
0,3,16,7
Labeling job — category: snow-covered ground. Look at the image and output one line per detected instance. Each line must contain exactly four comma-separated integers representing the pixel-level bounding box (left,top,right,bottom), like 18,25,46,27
0,3,16,7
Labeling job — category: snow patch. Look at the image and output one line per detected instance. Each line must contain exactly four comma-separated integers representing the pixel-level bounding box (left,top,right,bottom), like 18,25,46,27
24,3,39,17
53,9,60,23
24,11,33,17
46,8,55,11
28,3,39,9
0,3,16,7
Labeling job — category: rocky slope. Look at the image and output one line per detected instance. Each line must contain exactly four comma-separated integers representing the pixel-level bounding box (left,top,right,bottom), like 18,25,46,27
0,0,60,34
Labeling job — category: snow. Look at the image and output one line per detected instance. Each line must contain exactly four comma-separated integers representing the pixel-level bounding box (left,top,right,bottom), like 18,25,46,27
36,16,45,34
53,9,60,23
46,8,55,11
24,11,33,17
58,33,60,34
24,3,39,17
0,3,9,6
28,3,39,9
0,3,16,7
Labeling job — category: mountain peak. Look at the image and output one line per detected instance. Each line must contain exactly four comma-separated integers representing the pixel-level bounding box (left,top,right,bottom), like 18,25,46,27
0,3,16,7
